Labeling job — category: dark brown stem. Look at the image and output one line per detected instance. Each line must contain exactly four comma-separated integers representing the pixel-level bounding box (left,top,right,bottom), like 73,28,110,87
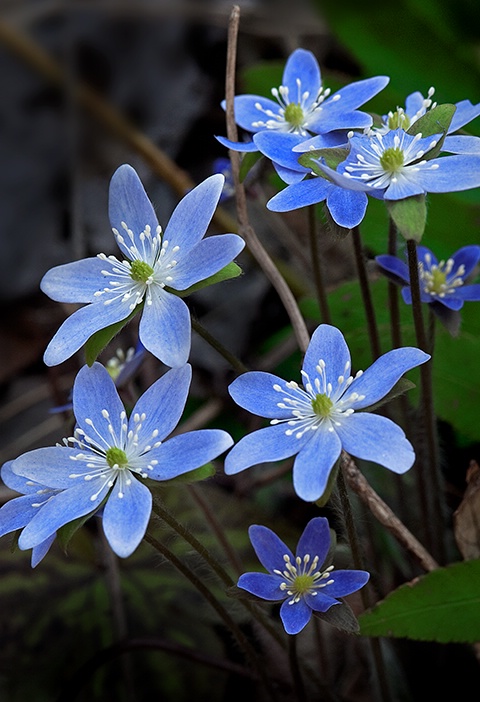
352,226,381,360
308,205,332,324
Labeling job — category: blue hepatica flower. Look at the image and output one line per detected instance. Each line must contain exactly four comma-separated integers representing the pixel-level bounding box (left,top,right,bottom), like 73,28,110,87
5,362,233,559
41,165,245,368
379,87,480,154
317,128,480,200
376,245,480,310
0,462,58,567
238,517,370,635
216,48,389,154
225,324,430,502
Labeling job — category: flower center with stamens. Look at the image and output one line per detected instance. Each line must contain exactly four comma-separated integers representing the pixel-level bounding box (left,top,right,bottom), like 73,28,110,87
311,393,334,417
284,102,305,128
387,109,410,130
275,553,335,604
130,260,154,283
380,147,405,172
105,446,128,469
419,257,465,297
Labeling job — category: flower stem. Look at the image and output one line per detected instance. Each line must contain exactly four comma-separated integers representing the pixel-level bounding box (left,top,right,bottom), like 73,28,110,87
288,635,307,702
352,226,381,360
191,316,248,375
406,239,446,563
308,205,332,324
387,219,402,350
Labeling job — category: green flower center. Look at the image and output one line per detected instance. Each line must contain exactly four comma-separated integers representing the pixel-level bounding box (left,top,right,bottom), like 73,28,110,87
427,268,447,294
380,147,405,173
311,393,334,417
105,447,128,469
387,110,410,130
284,102,305,128
130,259,154,283
292,573,315,595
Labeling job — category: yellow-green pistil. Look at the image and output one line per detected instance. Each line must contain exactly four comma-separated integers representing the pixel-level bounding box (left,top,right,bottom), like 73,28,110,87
130,259,154,283
105,446,128,468
311,393,334,417
387,109,410,130
284,102,305,129
380,147,404,172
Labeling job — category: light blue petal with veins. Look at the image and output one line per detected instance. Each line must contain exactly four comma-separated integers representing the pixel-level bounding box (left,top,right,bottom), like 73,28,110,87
335,413,415,473
224,423,304,475
31,534,56,567
215,135,259,152
108,164,160,261
253,131,309,172
443,135,480,154
228,371,296,419
0,494,49,537
317,569,370,598
302,325,351,393
102,476,152,558
41,258,111,303
415,155,480,193
248,524,294,573
138,286,191,367
375,255,410,284
282,49,321,108
169,234,245,290
73,363,125,442
449,100,480,132
11,446,87,488
296,517,330,564
326,187,368,228
267,178,330,212
292,428,342,502
147,430,233,481
162,174,224,255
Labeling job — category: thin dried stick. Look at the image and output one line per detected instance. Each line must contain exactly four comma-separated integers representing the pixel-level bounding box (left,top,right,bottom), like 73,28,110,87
225,5,310,355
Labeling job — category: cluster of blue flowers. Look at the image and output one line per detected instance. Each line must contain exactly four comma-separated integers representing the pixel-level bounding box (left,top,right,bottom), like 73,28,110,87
1,46,479,636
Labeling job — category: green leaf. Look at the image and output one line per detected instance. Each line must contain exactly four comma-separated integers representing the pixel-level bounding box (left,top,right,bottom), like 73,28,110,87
362,377,416,412
172,261,243,298
406,103,456,139
315,458,340,507
57,508,100,551
84,308,138,366
166,462,216,485
359,559,480,643
240,151,263,182
386,195,427,242
298,147,349,176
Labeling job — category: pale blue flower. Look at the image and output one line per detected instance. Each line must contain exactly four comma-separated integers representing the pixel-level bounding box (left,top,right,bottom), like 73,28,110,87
216,48,388,153
238,517,369,635
41,165,245,368
225,324,430,502
6,362,233,559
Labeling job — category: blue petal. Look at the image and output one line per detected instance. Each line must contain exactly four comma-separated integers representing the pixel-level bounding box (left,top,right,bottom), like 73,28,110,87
0,494,46,537
129,365,192,442
40,258,111,303
335,413,415,473
451,245,480,277
415,155,480,193
108,164,160,261
320,569,370,598
443,135,480,154
253,131,309,172
31,534,56,567
215,135,258,152
304,592,339,612
11,447,84,488
139,287,191,367
273,163,307,185
147,429,233,481
248,523,294,573
401,287,437,306
346,347,430,410
292,429,342,501
375,254,410,284
43,299,131,367
102,476,152,558
318,162,373,193
302,324,351,392
280,597,312,634
292,132,349,152
237,572,285,601
224,423,303,475
296,517,330,565
163,174,224,255
282,49,321,109
384,173,425,200
454,284,480,301
18,483,105,549
326,187,368,228
73,363,125,442
267,178,330,212
405,91,426,118
1,460,38,493
417,246,438,267
225,95,282,133
169,234,245,290
449,100,480,133
228,371,296,419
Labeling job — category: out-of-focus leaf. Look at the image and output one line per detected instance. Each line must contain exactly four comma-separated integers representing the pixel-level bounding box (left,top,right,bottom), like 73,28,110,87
173,262,243,298
386,195,427,242
359,559,480,642
84,308,138,366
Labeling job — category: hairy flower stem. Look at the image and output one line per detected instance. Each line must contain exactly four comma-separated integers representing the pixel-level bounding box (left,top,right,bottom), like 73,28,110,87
191,317,248,375
144,530,278,701
225,4,310,355
406,239,446,563
352,226,382,360
387,219,402,350
337,465,393,702
308,205,332,324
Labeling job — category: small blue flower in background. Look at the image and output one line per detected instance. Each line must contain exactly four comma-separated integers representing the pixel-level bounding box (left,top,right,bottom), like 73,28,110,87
225,324,430,502
211,157,236,202
41,165,245,368
376,245,480,310
4,362,233,560
216,48,389,153
237,517,370,635
0,462,58,567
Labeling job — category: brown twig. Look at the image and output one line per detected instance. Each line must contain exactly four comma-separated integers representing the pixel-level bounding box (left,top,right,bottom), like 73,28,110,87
340,452,439,572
